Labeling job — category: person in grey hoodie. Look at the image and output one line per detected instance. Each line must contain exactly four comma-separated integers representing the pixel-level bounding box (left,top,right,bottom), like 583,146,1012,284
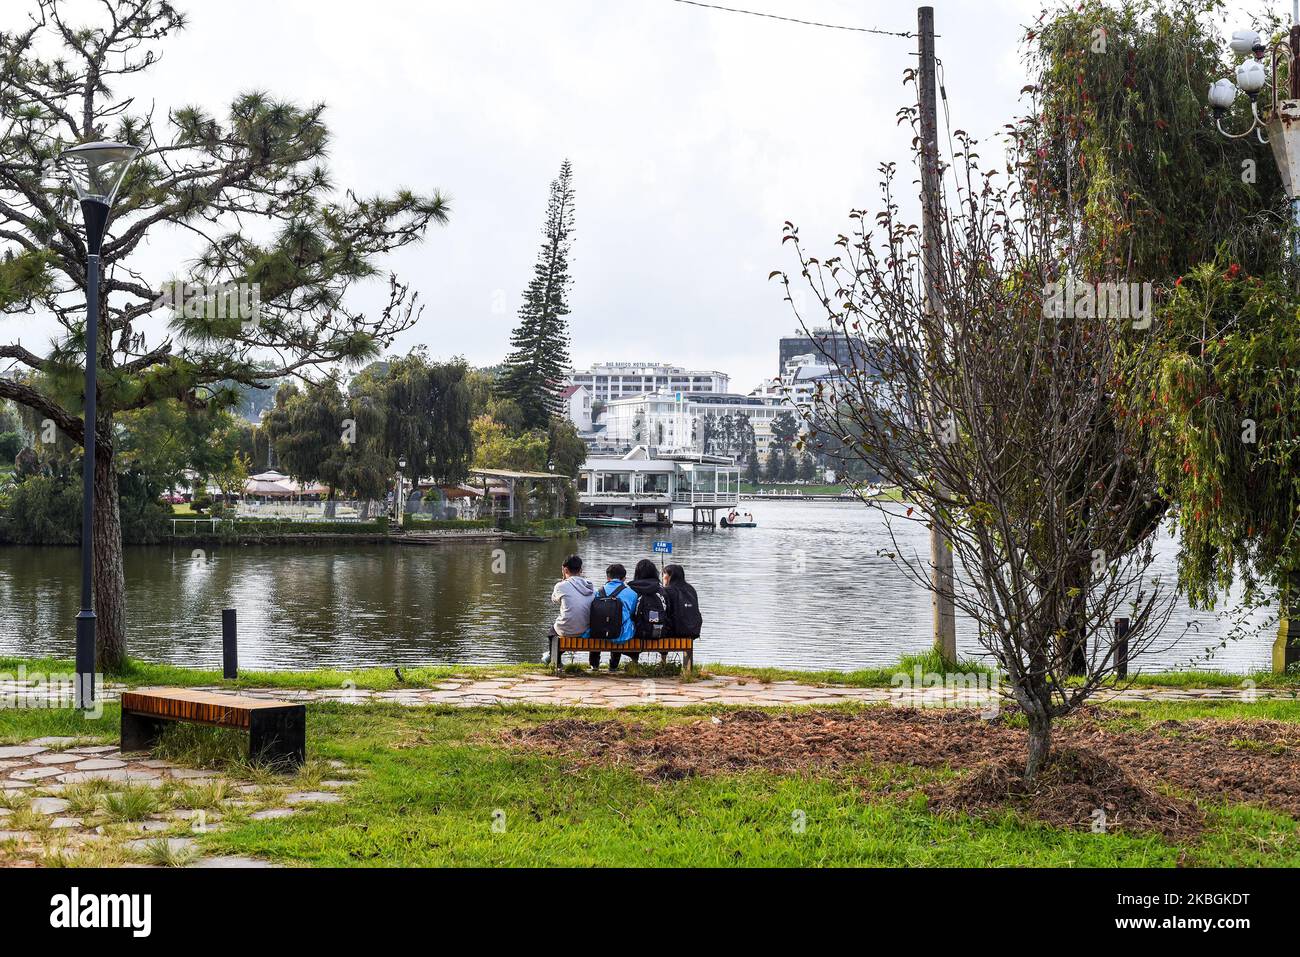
543,554,595,664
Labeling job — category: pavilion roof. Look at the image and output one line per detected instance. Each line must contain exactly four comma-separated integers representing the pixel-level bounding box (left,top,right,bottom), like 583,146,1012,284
469,468,564,481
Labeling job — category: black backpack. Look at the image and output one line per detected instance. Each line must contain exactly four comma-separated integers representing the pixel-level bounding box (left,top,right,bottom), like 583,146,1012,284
633,588,669,640
669,582,702,638
589,583,627,640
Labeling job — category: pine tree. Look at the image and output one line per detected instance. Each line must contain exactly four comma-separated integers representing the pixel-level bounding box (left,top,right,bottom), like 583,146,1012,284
498,160,577,429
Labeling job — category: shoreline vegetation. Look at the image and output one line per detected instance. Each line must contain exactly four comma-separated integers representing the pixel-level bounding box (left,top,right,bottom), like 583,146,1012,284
0,515,584,547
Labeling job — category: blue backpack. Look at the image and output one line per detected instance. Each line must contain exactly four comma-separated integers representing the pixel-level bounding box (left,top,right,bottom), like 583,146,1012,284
589,583,627,640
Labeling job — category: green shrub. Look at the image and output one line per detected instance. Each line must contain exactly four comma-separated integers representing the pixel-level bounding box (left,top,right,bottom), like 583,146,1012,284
0,471,171,545
1,474,80,543
171,516,390,539
118,472,171,544
0,432,22,463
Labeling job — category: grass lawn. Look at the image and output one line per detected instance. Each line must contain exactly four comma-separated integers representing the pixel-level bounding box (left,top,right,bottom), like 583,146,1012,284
0,655,544,692
3,697,1299,867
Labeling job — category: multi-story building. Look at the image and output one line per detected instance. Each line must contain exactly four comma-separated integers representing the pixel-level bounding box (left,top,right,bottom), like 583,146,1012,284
598,390,797,456
778,328,880,377
779,353,843,411
559,384,592,433
567,362,730,403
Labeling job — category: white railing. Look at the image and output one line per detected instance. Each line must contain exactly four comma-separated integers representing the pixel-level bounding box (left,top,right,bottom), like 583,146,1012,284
171,518,225,535
579,491,673,503
673,491,740,505
233,500,381,522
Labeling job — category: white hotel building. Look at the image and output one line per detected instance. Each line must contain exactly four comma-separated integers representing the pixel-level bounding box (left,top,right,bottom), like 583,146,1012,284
567,362,730,403
598,390,797,456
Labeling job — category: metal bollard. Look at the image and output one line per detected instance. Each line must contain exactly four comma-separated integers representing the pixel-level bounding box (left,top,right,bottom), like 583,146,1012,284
222,608,238,680
1114,617,1131,680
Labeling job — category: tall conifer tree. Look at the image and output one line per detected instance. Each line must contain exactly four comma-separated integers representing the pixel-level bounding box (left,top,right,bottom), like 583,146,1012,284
498,160,576,429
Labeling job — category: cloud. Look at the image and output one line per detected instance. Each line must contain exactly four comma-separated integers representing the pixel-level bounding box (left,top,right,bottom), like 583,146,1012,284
3,0,1047,393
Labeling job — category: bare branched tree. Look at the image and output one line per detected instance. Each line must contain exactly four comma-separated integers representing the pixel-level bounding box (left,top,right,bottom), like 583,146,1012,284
776,121,1178,779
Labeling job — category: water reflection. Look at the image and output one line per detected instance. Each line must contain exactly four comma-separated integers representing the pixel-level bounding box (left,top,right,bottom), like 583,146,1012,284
0,502,1273,673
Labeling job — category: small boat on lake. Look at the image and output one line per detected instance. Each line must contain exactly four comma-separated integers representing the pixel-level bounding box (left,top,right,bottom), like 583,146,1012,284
720,510,757,528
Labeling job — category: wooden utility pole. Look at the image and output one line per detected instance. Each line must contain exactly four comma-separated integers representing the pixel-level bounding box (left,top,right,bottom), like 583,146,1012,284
917,6,958,662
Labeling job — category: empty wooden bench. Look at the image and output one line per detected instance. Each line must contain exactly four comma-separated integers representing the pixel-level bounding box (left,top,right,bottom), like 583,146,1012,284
550,635,694,672
120,688,306,770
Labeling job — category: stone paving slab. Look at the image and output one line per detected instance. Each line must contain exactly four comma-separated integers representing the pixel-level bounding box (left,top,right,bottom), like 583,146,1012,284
0,738,353,869
74,758,126,771
32,753,81,765
285,791,340,805
124,837,196,854
250,808,297,820
4,673,1295,716
12,767,63,781
189,855,279,868
0,746,47,759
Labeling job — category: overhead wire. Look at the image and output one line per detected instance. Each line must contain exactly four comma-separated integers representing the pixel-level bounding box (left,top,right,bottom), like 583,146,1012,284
669,0,919,38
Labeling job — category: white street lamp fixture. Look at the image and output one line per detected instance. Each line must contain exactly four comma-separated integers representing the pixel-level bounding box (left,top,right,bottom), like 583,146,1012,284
1210,24,1299,146
1230,29,1264,57
1209,78,1239,113
59,141,140,209
1209,11,1300,257
1236,58,1268,96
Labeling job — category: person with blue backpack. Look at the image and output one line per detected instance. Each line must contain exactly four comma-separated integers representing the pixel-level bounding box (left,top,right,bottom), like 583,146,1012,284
586,563,639,670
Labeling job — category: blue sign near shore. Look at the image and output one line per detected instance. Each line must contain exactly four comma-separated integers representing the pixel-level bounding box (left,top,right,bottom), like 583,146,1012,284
653,541,673,554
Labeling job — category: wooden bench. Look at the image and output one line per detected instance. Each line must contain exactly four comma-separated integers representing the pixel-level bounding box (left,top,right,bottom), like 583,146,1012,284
120,688,306,770
550,635,694,671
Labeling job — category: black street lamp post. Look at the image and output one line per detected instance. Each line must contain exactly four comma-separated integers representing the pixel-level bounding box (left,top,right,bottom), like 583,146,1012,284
55,142,140,709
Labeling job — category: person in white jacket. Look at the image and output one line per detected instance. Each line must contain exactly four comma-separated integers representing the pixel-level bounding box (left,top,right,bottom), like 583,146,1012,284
543,554,595,664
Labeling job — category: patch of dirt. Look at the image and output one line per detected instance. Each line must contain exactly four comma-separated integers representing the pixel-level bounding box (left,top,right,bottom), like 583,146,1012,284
505,708,1300,838
514,718,630,747
930,747,1203,840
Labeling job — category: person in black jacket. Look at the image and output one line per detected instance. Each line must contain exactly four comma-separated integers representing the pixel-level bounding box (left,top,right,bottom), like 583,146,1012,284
618,558,669,669
660,563,702,664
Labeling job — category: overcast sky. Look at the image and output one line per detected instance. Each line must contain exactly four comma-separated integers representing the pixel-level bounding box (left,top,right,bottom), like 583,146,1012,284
3,0,1258,393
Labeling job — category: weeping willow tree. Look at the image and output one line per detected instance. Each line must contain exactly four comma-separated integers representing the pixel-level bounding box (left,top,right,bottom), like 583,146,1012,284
1028,0,1300,667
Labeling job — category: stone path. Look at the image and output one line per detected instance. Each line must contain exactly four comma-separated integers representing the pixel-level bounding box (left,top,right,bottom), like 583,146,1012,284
2,671,1293,711
0,738,354,868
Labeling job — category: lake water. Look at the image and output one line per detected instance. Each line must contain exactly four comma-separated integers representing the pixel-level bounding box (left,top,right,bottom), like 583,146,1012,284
0,501,1274,673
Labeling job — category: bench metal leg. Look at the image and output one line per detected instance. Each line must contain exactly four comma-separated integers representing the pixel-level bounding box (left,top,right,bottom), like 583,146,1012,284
121,711,168,754
249,708,306,770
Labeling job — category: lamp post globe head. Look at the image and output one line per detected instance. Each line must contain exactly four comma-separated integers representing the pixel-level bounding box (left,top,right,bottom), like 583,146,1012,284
1229,29,1262,57
58,141,140,207
57,141,140,254
1209,78,1239,114
1235,58,1268,97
